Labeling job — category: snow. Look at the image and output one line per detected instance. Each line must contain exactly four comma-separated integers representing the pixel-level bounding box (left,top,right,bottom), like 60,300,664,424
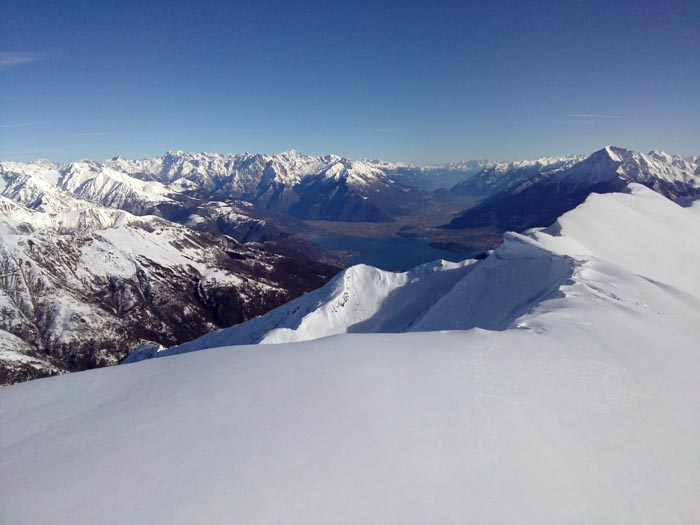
2,184,700,523
562,147,700,190
689,197,700,217
604,145,622,162
530,184,700,298
132,183,700,361
0,159,174,215
134,259,476,358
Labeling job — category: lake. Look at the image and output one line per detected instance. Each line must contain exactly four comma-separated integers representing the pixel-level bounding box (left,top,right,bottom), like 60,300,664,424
312,235,477,272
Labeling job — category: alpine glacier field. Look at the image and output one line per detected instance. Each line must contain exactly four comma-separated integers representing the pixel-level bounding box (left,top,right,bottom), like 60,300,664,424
1,184,700,524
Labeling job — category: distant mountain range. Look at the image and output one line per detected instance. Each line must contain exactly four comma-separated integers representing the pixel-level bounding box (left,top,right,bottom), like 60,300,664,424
443,147,700,231
104,150,434,222
1,145,699,384
0,157,344,384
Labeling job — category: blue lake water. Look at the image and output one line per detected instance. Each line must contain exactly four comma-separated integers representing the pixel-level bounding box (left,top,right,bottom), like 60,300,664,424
312,235,477,272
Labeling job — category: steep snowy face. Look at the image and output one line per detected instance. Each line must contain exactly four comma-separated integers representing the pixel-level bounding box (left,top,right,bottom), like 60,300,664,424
0,159,176,216
450,155,584,197
129,183,700,363
444,146,700,232
101,150,418,221
529,184,700,298
3,184,700,525
125,259,477,361
560,146,700,193
0,189,338,385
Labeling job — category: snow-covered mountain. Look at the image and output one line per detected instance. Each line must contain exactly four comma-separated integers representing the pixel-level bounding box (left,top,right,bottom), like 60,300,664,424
449,155,584,198
383,160,492,191
2,150,432,225
128,183,700,360
106,149,429,222
0,159,174,215
3,184,700,524
0,186,337,384
125,258,479,360
444,146,700,231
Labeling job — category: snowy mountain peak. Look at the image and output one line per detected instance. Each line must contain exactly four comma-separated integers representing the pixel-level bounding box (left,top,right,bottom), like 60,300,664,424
648,149,673,161
127,182,700,369
559,146,699,190
278,148,303,158
602,145,624,162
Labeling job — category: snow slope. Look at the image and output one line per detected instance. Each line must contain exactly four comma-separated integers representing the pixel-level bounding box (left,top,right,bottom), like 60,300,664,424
0,188,337,383
2,150,429,223
450,155,584,197
444,147,700,234
2,184,699,523
126,259,478,360
131,183,700,362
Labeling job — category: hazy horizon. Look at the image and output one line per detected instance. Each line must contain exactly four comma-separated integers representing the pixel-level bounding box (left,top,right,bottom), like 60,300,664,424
1,144,697,167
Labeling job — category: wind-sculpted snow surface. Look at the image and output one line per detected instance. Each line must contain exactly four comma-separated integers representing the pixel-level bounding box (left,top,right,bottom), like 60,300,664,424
2,184,700,523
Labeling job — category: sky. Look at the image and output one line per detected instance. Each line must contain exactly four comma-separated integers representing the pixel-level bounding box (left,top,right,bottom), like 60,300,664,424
1,0,698,164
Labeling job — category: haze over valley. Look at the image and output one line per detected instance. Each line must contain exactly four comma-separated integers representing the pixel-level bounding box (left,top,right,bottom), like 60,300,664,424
1,145,698,382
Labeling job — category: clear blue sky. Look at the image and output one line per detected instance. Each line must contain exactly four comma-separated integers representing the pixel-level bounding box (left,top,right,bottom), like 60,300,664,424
1,0,698,163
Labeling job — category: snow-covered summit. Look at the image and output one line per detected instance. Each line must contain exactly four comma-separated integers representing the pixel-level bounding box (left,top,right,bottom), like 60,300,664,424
126,258,478,361
0,158,174,215
3,183,700,524
445,146,700,232
450,155,584,197
129,182,700,364
560,146,700,191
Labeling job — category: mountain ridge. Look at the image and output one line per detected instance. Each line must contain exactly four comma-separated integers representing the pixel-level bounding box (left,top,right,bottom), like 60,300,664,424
4,182,700,524
444,146,700,232
127,183,700,362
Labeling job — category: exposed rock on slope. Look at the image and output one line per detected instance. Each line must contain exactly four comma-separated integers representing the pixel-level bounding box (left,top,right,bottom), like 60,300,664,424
0,193,337,385
444,146,700,232
129,183,700,362
3,184,700,524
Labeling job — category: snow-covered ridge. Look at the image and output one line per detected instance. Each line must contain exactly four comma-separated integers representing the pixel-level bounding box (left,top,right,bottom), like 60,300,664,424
450,155,585,196
3,149,429,222
129,183,700,363
3,183,700,524
559,146,700,190
125,258,478,361
104,150,391,191
0,181,338,384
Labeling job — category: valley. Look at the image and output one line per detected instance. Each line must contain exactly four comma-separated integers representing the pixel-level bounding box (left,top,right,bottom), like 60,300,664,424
8,183,700,525
4,3,698,521
1,145,698,384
